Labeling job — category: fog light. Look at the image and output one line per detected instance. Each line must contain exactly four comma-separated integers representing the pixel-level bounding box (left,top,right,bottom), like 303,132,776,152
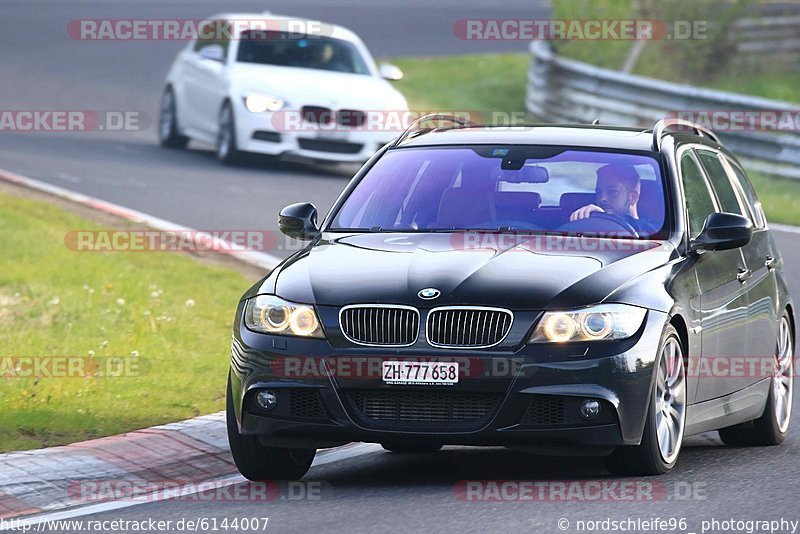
579,399,601,419
256,390,278,411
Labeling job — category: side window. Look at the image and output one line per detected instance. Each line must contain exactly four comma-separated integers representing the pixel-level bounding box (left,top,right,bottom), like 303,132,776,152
193,20,231,61
724,157,766,229
696,150,745,216
680,152,717,240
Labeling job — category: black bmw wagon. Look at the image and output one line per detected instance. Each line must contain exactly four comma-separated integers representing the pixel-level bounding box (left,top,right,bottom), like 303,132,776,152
227,117,794,478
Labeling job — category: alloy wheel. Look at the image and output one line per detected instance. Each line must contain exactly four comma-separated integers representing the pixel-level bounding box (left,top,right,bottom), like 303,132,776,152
655,336,686,464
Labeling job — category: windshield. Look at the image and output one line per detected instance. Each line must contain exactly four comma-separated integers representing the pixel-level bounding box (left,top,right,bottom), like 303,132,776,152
329,146,668,238
237,31,370,75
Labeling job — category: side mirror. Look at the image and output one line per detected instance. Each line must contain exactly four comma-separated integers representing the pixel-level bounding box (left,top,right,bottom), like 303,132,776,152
279,202,320,241
378,63,403,81
691,212,752,251
199,44,224,62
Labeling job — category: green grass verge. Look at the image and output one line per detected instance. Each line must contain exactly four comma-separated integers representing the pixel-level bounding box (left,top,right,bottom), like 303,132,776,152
392,54,530,115
747,171,800,227
0,191,252,451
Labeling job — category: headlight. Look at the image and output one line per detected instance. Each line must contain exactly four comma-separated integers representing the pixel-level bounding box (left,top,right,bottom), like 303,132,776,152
529,304,646,343
244,93,285,113
244,295,324,338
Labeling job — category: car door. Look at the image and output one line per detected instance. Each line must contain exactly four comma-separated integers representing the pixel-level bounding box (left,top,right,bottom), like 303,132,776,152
679,148,751,403
717,154,781,379
182,20,230,136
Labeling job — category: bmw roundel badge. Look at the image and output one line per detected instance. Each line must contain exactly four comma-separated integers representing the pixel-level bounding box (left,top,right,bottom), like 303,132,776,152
418,288,441,300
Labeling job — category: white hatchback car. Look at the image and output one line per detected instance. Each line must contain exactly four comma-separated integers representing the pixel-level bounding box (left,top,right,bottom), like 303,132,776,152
159,13,409,164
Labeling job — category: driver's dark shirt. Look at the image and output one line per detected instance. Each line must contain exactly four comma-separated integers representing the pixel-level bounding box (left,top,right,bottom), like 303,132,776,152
625,215,657,236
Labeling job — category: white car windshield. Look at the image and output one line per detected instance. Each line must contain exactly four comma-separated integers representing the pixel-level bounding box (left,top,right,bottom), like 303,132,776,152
237,31,370,75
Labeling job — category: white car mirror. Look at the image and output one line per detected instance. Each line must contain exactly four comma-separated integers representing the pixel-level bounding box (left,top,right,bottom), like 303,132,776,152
379,63,403,81
199,45,225,62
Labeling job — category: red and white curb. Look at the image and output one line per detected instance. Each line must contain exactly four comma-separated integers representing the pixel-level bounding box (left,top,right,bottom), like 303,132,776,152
0,411,381,524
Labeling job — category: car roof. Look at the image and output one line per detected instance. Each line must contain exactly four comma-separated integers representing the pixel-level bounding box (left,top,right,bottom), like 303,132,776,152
395,125,662,152
208,12,362,43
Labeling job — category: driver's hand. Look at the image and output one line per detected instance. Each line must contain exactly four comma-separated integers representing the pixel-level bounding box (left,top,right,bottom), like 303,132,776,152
570,204,604,221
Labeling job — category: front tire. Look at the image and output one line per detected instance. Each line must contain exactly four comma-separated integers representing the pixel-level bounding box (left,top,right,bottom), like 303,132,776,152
719,312,793,446
226,373,316,480
158,87,189,149
216,102,242,165
606,324,686,476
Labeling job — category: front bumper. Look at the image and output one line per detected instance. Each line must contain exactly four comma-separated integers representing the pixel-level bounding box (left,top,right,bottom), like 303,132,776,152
229,307,667,452
234,103,396,163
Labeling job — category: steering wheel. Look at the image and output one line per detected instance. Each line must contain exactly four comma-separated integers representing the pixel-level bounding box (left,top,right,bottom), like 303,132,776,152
588,211,639,238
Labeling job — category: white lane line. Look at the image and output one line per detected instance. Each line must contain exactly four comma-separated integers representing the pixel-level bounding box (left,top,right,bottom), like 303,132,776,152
0,168,282,272
772,223,800,236
1,444,383,529
311,442,383,467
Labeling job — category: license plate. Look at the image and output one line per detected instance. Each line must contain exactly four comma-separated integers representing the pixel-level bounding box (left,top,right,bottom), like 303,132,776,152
314,130,349,141
382,361,459,385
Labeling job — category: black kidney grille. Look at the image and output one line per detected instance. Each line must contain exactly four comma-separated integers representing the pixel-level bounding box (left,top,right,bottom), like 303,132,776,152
340,306,419,346
337,109,367,127
299,107,366,127
427,308,513,348
301,105,334,125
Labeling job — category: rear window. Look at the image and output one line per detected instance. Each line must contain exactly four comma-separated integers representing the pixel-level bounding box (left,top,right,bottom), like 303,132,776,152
329,146,668,238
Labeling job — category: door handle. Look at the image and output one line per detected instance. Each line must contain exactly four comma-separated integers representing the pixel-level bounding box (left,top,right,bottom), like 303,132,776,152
737,267,752,283
765,255,776,270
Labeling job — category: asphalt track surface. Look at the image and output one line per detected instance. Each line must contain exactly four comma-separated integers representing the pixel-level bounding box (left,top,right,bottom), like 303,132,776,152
5,1,800,533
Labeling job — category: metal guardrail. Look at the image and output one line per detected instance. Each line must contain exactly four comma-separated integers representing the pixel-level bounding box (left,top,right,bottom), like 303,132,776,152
526,40,800,179
733,15,800,60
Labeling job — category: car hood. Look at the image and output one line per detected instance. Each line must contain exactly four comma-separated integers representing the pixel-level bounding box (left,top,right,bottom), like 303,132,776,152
230,64,408,109
268,233,675,309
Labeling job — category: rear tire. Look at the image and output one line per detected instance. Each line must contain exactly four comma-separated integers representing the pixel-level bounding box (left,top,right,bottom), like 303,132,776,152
606,324,686,476
226,372,315,480
719,312,793,446
158,87,189,149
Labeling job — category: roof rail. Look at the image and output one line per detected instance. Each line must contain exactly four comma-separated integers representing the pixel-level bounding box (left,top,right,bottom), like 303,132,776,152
392,113,477,147
652,118,720,150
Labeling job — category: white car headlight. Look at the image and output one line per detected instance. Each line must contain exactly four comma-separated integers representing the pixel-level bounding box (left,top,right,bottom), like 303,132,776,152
529,304,646,343
244,93,285,113
244,295,324,338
